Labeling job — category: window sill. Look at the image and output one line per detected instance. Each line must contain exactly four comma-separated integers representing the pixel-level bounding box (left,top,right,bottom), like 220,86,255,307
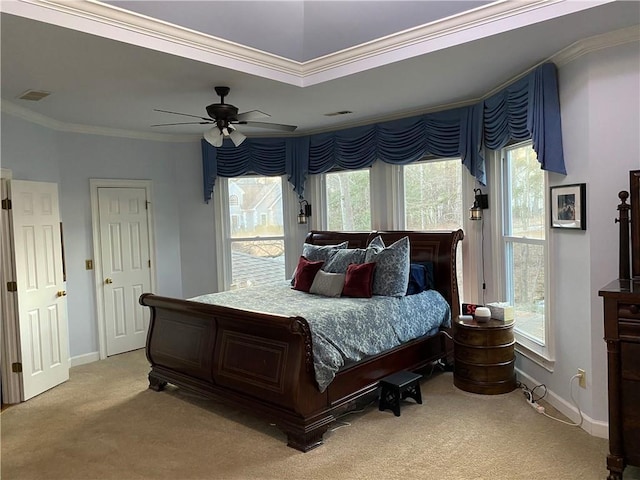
515,342,555,372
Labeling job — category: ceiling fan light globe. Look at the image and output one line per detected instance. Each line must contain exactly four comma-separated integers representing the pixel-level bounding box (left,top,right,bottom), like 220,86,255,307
203,128,223,147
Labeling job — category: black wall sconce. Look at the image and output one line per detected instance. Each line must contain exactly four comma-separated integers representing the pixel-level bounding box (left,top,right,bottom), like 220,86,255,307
469,188,489,221
298,199,312,224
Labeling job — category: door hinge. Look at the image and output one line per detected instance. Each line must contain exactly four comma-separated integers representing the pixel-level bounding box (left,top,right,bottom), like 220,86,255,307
12,362,22,373
145,201,150,210
6,281,17,292
148,259,151,268
1,198,11,210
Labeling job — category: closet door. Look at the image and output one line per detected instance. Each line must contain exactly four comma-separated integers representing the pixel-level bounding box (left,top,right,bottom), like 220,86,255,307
10,180,70,400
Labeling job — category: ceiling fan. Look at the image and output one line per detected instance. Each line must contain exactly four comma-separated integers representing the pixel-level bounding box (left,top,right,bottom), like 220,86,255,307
152,86,297,147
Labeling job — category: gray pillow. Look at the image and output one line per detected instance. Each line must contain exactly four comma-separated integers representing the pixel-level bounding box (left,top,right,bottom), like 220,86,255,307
364,236,410,297
291,241,349,283
367,235,385,252
323,248,366,273
309,270,346,297
302,241,349,262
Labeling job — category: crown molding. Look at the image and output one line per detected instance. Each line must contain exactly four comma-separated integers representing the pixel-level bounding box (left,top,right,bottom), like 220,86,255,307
1,19,635,142
551,25,640,66
4,0,619,88
480,25,640,99
301,0,561,82
4,0,303,86
1,101,199,142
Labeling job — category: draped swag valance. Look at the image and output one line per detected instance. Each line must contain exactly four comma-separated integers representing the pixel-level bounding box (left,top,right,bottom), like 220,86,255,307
202,62,566,202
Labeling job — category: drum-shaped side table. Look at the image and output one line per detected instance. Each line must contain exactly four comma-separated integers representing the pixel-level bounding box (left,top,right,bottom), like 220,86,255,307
453,317,516,395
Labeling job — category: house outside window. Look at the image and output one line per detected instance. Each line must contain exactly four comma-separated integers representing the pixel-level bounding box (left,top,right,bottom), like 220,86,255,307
499,142,550,362
226,176,286,289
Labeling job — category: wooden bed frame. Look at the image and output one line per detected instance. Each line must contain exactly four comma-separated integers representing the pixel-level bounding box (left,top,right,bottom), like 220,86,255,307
140,229,463,452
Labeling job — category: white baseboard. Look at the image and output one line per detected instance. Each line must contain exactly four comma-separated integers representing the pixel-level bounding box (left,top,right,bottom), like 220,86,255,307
70,351,100,368
515,368,609,439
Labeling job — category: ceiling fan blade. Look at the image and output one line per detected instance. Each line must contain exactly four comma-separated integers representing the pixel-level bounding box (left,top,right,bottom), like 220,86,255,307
154,109,212,121
236,110,270,121
151,121,215,127
235,121,297,132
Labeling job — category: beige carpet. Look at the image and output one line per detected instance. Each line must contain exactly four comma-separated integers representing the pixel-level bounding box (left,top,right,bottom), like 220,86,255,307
0,350,634,480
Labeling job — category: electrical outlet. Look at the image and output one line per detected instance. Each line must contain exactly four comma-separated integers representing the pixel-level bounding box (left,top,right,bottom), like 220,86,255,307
578,368,586,388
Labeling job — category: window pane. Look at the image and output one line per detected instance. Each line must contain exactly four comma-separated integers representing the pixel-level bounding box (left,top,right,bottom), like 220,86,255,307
326,170,371,230
230,240,285,289
508,241,545,343
404,160,462,230
506,147,545,240
228,177,283,238
404,160,463,300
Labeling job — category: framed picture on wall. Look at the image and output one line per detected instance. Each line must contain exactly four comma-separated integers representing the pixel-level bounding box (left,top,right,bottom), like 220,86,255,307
550,183,586,230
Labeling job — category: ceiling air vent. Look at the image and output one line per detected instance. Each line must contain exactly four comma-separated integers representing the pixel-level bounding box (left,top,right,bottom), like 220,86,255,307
324,110,353,117
17,90,51,101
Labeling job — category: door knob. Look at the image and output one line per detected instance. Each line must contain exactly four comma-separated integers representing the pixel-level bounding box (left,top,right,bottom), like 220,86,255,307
57,290,67,297
105,278,113,284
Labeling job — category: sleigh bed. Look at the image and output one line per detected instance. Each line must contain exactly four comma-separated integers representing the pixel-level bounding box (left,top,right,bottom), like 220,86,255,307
140,229,463,452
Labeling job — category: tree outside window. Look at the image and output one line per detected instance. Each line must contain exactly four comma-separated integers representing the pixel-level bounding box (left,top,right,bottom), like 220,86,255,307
325,170,371,231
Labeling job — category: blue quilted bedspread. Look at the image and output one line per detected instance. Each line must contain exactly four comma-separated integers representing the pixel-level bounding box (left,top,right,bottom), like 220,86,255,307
190,282,451,392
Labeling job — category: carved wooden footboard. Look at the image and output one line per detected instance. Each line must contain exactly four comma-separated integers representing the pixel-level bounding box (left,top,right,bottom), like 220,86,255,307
141,229,463,451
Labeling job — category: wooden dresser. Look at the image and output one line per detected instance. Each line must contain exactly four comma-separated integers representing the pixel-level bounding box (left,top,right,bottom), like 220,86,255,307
453,317,516,395
600,279,640,480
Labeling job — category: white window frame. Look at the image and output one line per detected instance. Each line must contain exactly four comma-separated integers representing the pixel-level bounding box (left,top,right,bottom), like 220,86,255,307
490,142,555,371
214,175,296,291
397,157,478,305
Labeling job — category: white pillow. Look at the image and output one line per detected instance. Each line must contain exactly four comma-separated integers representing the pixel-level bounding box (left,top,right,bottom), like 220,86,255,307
309,270,346,297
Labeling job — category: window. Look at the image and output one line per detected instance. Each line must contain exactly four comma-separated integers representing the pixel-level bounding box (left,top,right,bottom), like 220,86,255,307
226,176,285,289
500,142,550,361
325,169,371,231
404,159,462,230
403,159,464,298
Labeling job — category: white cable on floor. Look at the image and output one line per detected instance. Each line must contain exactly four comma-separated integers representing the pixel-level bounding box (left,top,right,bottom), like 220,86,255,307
539,374,583,427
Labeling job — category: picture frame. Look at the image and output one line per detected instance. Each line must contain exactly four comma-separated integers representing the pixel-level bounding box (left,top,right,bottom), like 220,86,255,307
550,183,586,230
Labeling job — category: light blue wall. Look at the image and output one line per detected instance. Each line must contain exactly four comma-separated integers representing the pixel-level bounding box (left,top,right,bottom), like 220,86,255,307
0,115,208,357
515,40,640,430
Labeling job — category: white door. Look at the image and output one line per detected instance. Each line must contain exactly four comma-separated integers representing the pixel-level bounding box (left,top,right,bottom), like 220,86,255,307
10,180,70,400
98,187,152,356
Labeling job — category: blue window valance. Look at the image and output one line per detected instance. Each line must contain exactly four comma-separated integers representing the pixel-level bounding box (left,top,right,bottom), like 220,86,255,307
202,62,565,202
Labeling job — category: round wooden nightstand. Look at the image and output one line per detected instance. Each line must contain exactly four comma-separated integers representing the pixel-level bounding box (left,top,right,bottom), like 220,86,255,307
453,317,516,395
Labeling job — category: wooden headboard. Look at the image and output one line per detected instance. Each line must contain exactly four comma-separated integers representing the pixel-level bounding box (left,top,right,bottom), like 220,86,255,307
305,229,464,320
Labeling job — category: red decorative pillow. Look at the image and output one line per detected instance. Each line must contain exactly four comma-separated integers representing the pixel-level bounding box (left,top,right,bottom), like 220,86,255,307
342,262,376,298
293,256,324,292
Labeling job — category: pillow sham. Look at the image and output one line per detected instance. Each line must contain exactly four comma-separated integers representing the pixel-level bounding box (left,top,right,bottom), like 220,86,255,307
367,235,385,252
309,270,346,297
290,241,349,284
342,262,376,298
323,248,366,273
302,241,349,262
293,256,324,292
364,236,410,297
